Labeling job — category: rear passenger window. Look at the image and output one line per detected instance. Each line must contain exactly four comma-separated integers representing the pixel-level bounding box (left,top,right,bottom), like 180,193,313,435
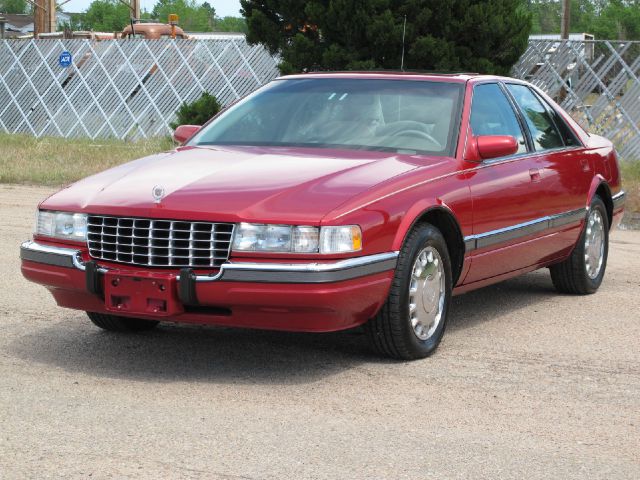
470,83,526,154
506,84,564,151
535,93,581,147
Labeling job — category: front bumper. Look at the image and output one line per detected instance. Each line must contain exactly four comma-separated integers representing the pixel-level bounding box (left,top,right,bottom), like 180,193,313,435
20,240,397,332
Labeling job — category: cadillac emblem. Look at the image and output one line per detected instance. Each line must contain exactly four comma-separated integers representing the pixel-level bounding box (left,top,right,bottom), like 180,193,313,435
152,185,166,204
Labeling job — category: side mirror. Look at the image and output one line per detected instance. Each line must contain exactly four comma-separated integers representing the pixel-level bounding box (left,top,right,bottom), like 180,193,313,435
173,125,201,144
476,135,518,160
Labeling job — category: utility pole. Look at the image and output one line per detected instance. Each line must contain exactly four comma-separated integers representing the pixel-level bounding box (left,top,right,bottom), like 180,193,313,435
47,0,57,33
33,0,47,36
561,0,571,40
117,0,140,21
30,0,57,36
131,0,140,21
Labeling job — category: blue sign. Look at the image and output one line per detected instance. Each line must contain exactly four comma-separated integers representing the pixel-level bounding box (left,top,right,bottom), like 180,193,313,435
58,51,72,68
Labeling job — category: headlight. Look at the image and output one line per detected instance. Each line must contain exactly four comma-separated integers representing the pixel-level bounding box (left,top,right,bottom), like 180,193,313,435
232,223,361,254
36,210,87,242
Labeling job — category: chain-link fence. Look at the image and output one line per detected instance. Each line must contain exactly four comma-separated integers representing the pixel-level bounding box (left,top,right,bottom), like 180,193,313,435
1,37,639,156
513,40,640,161
0,37,279,140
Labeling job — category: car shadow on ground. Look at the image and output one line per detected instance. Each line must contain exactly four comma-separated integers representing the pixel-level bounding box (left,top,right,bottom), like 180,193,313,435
448,268,558,332
9,270,559,384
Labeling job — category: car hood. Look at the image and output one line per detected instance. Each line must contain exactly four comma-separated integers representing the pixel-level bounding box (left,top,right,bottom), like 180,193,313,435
42,145,445,224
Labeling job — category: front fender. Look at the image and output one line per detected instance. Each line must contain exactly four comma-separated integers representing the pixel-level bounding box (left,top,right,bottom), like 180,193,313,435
391,199,458,251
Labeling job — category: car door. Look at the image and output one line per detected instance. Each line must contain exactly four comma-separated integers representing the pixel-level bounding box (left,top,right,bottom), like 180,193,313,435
504,83,590,256
462,82,560,284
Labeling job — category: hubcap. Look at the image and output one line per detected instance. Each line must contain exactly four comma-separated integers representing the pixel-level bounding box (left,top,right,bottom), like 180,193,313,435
408,247,446,341
584,209,605,279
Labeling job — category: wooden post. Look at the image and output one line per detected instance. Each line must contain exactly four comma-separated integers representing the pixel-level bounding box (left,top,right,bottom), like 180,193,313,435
47,0,57,34
33,0,47,36
31,0,56,36
561,0,571,40
131,0,140,21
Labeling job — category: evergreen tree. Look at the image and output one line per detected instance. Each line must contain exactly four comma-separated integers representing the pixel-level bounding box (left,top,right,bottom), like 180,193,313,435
240,0,532,75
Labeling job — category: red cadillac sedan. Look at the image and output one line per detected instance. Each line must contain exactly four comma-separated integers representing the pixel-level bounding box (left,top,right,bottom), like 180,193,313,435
20,72,625,359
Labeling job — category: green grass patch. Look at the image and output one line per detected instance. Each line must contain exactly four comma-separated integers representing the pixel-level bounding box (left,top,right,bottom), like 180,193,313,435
0,134,173,186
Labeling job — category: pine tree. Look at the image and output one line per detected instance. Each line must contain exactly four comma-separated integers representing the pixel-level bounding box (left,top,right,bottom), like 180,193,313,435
240,0,532,75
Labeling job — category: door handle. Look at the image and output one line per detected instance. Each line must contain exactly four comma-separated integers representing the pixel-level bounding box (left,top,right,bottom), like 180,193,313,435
529,168,541,181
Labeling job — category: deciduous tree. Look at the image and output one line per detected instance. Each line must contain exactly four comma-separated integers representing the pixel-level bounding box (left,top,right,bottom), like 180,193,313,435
0,0,28,14
213,16,248,33
151,0,213,32
81,0,131,32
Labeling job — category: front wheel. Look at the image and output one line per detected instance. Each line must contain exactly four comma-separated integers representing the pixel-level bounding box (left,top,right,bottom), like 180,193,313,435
550,195,609,294
366,223,452,360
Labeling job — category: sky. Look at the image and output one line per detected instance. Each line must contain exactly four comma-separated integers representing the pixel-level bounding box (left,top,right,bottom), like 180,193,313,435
62,0,242,17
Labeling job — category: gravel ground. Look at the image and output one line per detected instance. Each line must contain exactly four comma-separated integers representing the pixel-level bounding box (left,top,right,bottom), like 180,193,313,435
1,184,639,479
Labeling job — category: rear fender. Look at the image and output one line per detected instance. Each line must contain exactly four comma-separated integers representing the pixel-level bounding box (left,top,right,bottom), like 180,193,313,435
587,174,609,208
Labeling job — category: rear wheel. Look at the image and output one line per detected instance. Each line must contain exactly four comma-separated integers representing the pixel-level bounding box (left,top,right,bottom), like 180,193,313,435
550,195,609,294
366,223,452,360
86,312,159,332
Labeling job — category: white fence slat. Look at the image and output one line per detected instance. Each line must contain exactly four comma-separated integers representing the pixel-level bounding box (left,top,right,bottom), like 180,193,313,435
514,39,640,160
0,38,279,140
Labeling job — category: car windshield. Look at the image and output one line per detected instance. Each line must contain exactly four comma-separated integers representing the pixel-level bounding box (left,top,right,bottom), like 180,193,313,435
190,78,464,156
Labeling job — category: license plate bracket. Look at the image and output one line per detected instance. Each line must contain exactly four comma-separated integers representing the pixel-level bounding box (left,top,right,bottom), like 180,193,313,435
104,271,182,317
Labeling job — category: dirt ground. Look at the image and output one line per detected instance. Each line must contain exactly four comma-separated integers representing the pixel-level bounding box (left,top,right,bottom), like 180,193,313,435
1,184,639,479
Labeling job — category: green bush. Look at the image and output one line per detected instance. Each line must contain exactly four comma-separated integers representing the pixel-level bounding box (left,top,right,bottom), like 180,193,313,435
170,93,222,129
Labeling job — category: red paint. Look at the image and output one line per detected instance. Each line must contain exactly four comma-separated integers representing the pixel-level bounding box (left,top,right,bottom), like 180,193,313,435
104,271,182,316
22,73,623,332
476,135,519,160
21,260,393,332
172,124,200,144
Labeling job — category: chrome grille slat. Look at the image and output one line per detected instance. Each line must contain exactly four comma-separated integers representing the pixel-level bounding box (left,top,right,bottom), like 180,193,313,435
87,215,234,268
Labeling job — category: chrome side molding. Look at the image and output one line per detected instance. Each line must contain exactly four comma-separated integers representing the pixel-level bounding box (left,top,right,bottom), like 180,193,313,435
464,206,588,252
612,190,626,209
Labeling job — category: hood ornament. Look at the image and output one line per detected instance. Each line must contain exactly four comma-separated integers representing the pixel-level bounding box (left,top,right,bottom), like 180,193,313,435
152,185,166,204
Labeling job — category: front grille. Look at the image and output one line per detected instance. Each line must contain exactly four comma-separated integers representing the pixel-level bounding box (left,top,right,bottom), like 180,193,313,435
87,215,234,268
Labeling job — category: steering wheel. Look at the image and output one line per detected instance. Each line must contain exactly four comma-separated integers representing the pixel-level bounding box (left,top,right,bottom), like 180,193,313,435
391,128,442,149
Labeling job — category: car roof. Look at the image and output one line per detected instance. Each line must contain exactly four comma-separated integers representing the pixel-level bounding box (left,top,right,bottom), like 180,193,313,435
279,71,525,85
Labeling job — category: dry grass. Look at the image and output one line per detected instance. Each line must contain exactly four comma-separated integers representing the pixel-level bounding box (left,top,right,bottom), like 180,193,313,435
621,160,640,214
0,133,638,214
0,134,173,186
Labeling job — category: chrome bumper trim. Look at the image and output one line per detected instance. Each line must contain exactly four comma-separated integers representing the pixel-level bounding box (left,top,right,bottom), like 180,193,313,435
20,240,87,270
21,240,398,284
612,190,626,209
211,252,399,283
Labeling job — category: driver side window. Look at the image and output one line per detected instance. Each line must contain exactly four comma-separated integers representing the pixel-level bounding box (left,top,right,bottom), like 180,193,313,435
470,83,527,154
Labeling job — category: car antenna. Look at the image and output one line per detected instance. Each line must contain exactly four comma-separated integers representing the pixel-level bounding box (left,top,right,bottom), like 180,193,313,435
400,15,407,71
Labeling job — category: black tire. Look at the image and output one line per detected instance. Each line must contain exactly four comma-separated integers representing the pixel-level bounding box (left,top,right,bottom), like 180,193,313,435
365,223,453,360
550,195,609,295
86,312,159,332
